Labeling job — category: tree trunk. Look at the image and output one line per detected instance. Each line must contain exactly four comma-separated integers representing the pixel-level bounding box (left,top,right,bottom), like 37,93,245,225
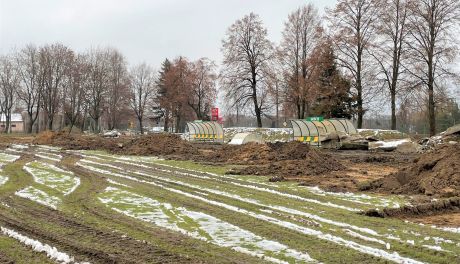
28,113,34,134
175,114,181,133
47,117,53,131
163,109,170,132
139,117,144,134
391,89,396,130
252,90,262,128
428,82,435,136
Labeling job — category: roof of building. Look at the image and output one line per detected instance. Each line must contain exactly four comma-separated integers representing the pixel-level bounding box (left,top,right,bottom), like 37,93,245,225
0,113,23,122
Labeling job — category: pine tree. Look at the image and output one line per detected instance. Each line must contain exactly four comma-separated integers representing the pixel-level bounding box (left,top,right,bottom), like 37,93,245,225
154,58,171,131
311,41,357,119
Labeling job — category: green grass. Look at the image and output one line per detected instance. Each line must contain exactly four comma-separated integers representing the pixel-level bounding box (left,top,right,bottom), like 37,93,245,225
0,235,55,264
1,148,460,263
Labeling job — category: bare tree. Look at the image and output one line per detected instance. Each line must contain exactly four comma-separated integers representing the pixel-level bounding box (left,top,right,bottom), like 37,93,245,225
39,43,73,130
220,13,274,128
372,0,410,130
129,63,156,134
107,49,129,130
327,0,380,128
279,4,322,119
0,55,19,133
64,55,86,133
188,58,217,120
15,44,42,133
406,0,460,136
84,48,110,133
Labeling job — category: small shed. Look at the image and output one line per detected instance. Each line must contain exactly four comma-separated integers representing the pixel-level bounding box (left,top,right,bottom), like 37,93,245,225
0,113,24,133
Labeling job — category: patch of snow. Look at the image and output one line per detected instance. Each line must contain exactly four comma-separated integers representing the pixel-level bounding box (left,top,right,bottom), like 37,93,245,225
372,139,411,149
422,245,449,252
435,226,460,234
15,186,60,209
0,175,8,186
301,186,402,208
35,152,62,162
99,187,315,263
162,186,425,264
343,229,387,245
1,226,88,264
0,152,21,164
24,161,80,195
106,178,131,188
10,144,29,149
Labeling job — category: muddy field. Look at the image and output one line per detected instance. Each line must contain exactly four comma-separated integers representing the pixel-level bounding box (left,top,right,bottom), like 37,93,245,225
0,132,459,263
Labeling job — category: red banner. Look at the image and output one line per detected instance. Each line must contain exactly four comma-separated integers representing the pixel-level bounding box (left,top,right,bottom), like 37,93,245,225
211,107,219,121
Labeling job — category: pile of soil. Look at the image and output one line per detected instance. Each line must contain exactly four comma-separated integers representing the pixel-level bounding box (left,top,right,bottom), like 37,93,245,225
218,142,345,178
364,197,460,218
34,131,198,157
114,134,198,157
34,132,344,179
33,131,119,150
362,144,460,196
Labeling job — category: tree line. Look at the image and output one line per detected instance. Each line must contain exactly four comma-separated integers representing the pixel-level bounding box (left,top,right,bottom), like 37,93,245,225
0,44,217,134
220,0,459,135
1,0,459,136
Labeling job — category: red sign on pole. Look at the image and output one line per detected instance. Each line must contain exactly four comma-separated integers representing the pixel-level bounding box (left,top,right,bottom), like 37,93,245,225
211,107,219,121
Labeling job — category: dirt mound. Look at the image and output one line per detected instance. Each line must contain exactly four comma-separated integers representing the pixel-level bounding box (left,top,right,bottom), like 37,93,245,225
221,142,345,178
364,197,460,218
363,144,460,196
34,131,198,157
205,142,322,164
33,131,119,150
115,134,198,157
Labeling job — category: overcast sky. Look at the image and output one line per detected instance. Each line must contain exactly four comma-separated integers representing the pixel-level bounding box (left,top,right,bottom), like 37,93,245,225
0,0,337,67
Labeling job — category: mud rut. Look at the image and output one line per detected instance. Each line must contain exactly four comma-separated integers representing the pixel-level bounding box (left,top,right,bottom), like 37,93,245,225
0,146,459,264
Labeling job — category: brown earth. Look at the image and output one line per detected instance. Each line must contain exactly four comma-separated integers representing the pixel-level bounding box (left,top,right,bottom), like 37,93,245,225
363,197,460,218
33,131,198,157
0,134,35,149
213,142,346,179
33,132,346,181
409,212,460,227
362,144,460,197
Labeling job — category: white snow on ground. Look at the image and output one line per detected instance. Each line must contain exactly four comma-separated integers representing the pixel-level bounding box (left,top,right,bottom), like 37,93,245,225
421,245,449,252
37,145,62,151
80,161,425,264
24,161,80,195
0,175,7,186
343,229,387,246
15,186,60,209
10,144,29,149
80,157,417,246
372,139,411,148
0,152,21,164
160,184,426,264
106,178,131,188
300,186,402,208
99,187,315,263
434,226,460,234
1,226,88,264
35,152,62,162
81,158,371,236
85,157,361,212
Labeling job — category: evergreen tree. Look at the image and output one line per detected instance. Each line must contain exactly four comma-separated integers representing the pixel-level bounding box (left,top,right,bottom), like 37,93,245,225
154,58,171,131
311,41,357,119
